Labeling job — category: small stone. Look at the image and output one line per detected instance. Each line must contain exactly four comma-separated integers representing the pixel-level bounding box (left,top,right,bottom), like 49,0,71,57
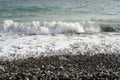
59,56,68,61
59,66,64,69
32,75,38,80
23,77,29,80
38,76,43,80
41,65,45,69
0,65,5,72
63,73,70,78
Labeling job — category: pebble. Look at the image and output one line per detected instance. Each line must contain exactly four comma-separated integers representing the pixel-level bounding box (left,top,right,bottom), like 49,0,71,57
0,65,5,72
0,54,120,80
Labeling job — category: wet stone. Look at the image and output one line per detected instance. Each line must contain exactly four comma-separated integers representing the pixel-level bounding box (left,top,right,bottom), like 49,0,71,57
0,54,120,79
0,65,5,73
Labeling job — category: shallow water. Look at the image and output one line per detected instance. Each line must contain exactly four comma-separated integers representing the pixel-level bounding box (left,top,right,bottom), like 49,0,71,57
0,33,120,60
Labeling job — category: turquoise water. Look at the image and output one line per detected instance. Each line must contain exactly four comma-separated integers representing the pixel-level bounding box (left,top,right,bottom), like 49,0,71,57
1,0,120,34
0,0,120,21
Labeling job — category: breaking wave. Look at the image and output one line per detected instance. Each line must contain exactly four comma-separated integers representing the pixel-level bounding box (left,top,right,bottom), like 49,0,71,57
1,20,119,35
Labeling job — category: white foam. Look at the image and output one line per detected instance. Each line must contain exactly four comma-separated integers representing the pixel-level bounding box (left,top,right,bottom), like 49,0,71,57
1,20,101,35
0,33,120,60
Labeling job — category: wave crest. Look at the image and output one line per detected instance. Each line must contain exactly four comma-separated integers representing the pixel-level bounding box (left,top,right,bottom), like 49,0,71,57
2,20,101,35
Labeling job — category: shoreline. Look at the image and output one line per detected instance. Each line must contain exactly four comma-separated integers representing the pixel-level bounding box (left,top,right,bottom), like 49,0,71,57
0,53,120,80
0,32,120,61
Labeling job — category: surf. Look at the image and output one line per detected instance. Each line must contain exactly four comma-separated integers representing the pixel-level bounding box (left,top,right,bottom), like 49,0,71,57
2,20,102,35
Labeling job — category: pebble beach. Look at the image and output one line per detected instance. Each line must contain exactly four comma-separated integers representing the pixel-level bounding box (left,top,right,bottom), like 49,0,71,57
0,53,120,80
1,0,120,79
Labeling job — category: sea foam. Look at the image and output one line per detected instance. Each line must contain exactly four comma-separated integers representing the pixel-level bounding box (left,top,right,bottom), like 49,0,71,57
2,20,101,35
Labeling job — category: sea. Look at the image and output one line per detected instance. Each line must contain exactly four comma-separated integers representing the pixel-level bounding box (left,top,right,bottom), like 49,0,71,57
0,0,120,34
0,0,120,60
1,0,120,21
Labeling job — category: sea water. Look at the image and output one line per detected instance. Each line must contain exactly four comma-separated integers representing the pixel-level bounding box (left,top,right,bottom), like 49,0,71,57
0,0,120,60
0,0,120,21
0,0,120,34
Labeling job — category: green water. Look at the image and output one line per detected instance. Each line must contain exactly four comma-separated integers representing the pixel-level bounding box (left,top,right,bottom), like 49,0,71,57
0,0,120,22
